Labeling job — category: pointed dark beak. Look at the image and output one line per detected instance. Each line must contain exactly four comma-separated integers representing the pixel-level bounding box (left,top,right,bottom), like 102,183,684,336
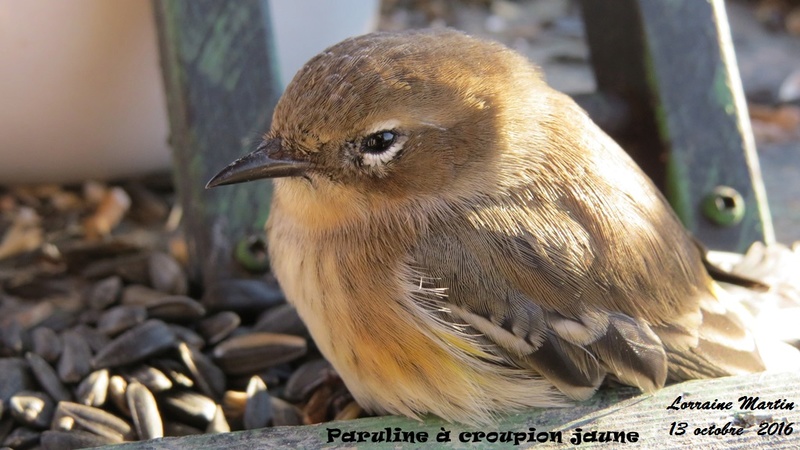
205,138,309,189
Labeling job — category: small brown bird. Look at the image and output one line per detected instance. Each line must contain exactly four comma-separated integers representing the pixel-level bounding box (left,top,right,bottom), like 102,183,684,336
207,29,796,424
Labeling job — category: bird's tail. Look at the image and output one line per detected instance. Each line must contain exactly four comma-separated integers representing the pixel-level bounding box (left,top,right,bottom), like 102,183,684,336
707,242,800,372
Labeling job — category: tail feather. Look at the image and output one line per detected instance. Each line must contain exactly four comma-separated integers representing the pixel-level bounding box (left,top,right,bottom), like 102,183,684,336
588,314,667,392
656,284,768,381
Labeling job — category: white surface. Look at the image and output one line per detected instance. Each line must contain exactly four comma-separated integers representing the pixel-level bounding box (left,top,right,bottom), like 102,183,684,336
0,0,171,184
268,0,380,88
0,0,379,184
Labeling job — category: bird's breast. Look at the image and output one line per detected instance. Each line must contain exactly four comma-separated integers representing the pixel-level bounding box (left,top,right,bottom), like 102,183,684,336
267,200,550,421
266,206,449,412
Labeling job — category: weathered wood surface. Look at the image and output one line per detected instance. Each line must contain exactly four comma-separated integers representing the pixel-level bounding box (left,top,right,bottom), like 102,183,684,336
104,371,799,449
152,0,280,285
580,0,774,252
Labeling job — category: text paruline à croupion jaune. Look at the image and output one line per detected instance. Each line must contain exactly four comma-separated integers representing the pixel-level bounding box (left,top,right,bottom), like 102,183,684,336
325,395,795,445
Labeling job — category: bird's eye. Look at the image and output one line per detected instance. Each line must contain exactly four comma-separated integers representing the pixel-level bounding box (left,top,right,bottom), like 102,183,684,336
359,126,406,168
363,131,396,154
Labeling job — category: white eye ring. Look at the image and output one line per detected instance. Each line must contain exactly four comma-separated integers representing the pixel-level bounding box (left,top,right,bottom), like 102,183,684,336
362,133,406,167
361,119,406,167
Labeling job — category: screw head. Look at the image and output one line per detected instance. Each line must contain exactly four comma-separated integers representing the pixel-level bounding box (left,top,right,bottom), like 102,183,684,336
703,186,745,226
235,234,270,273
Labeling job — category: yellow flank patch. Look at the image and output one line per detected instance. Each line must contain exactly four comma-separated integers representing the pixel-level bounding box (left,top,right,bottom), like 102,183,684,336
433,329,494,360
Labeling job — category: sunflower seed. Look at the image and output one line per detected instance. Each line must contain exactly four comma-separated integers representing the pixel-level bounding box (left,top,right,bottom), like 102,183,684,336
51,412,75,431
329,380,354,417
58,239,139,273
122,365,172,393
148,252,187,295
69,325,109,353
81,252,150,286
202,279,285,312
127,382,163,440
205,404,230,434
150,358,194,389
145,296,205,322
10,301,55,329
244,375,271,430
30,328,61,363
55,401,132,442
0,320,25,356
92,320,176,369
160,391,216,428
123,181,169,225
57,330,92,383
177,343,225,400
10,390,55,428
37,308,79,333
270,396,302,426
2,425,39,448
121,284,166,306
6,277,71,301
83,186,131,239
334,400,362,421
40,429,116,450
85,276,122,310
78,308,101,326
163,421,203,437
284,358,332,402
82,252,150,286
96,305,147,336
0,416,13,442
303,383,335,425
222,390,246,431
0,357,35,409
25,353,71,403
253,304,307,337
213,333,307,376
74,369,109,407
167,325,205,349
255,364,291,389
108,375,130,417
197,312,240,345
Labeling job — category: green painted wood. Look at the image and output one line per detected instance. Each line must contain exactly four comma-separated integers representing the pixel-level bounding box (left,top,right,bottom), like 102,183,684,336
580,0,774,252
103,371,800,449
152,0,280,285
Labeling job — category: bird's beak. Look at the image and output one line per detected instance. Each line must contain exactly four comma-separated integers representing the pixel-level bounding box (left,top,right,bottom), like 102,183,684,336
205,138,309,188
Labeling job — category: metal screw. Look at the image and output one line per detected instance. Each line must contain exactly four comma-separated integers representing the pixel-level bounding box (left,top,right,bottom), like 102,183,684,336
702,186,745,226
235,234,270,273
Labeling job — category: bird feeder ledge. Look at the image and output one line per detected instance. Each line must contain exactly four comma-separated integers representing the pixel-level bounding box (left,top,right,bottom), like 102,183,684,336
102,370,800,449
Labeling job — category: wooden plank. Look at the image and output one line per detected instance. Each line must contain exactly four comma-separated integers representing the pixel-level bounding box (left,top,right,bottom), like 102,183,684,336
104,371,799,449
580,0,774,252
152,0,280,284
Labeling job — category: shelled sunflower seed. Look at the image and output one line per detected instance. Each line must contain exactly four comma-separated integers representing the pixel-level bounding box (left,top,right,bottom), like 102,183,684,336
0,181,359,449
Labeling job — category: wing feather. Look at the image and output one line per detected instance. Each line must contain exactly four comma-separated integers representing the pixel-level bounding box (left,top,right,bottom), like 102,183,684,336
412,163,765,396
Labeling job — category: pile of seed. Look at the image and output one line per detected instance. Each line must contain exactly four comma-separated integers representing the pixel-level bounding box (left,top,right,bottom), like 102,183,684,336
0,181,359,450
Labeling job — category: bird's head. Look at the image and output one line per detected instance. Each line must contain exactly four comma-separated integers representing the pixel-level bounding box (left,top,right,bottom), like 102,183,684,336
207,29,555,206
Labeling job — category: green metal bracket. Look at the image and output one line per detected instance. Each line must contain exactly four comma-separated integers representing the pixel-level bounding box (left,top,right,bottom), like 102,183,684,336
152,0,280,285
580,0,774,252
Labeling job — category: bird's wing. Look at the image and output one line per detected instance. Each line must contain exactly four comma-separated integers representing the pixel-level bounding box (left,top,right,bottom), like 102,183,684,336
411,183,764,399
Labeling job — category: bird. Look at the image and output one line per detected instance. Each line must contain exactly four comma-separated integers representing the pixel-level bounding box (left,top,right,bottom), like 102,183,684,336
206,29,797,425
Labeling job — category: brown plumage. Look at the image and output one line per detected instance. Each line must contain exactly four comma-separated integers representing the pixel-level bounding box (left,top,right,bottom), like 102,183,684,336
207,29,791,424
